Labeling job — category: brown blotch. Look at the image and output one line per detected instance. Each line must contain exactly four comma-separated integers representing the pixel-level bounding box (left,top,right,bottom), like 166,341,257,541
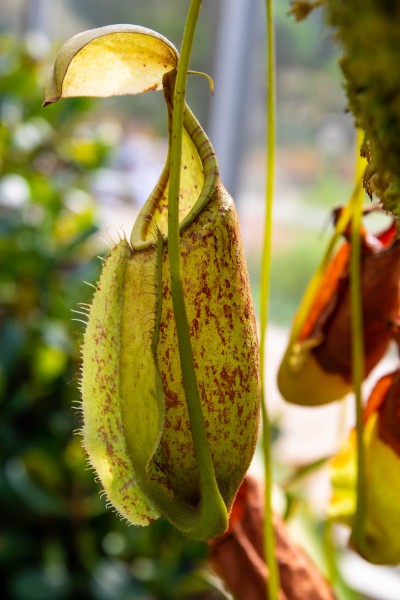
143,84,158,93
377,370,400,455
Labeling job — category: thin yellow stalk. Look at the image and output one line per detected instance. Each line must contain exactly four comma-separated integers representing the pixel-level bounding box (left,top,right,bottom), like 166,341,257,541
350,130,366,549
260,0,280,597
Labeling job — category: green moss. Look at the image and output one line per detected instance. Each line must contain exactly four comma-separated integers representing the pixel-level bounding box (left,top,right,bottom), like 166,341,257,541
325,0,400,218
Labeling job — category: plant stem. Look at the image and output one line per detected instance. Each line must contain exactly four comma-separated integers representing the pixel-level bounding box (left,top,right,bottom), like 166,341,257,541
167,0,227,537
350,130,366,550
260,0,280,597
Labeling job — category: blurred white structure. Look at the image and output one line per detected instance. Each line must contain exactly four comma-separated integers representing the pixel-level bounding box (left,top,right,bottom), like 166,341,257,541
209,0,259,197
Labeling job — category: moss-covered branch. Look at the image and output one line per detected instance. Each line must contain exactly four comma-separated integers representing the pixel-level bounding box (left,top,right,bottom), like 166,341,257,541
325,1,400,218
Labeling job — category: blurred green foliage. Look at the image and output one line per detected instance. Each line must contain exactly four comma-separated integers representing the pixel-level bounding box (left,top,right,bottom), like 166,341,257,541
0,36,224,600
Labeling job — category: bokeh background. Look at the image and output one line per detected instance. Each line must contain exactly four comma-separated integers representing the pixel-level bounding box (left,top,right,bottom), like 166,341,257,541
1,1,399,599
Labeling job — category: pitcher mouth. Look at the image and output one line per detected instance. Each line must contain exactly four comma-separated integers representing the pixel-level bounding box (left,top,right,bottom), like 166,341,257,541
130,72,219,251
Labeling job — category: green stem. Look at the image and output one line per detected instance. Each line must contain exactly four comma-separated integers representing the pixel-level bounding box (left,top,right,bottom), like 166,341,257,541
167,0,228,538
350,130,366,550
260,0,280,597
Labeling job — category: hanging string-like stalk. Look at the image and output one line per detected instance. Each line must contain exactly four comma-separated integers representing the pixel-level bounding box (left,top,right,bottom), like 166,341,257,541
323,131,366,583
259,0,280,597
167,0,228,536
350,130,367,550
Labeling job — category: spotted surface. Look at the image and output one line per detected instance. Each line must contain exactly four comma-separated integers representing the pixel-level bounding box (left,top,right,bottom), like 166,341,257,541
82,184,261,527
81,240,158,525
154,181,261,509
